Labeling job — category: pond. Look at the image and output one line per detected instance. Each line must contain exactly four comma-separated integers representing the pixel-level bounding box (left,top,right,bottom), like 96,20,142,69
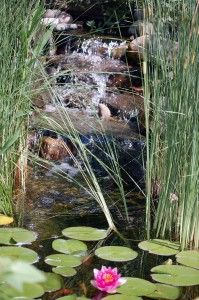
1,2,199,299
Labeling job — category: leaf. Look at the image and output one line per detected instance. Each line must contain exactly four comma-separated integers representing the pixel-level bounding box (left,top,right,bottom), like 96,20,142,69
57,295,77,300
0,131,20,155
0,227,37,245
0,214,14,225
41,272,63,292
146,283,181,299
7,283,44,298
95,246,138,262
0,246,38,264
176,250,199,269
45,254,82,267
105,295,142,300
117,277,156,296
6,261,45,290
151,265,199,286
52,266,77,277
62,226,108,241
52,239,87,256
138,239,180,256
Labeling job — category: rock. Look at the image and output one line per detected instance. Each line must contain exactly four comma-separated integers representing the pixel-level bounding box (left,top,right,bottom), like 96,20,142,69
43,9,61,18
108,74,131,89
58,12,73,24
40,136,74,160
111,43,128,59
104,92,144,120
127,35,149,62
98,103,111,119
128,21,154,38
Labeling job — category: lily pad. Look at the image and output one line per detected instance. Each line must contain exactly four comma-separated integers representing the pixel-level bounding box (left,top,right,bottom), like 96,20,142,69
95,246,138,262
52,266,77,277
41,272,63,292
151,265,199,286
57,296,77,300
11,283,44,298
176,250,199,269
138,239,180,256
52,239,87,256
62,226,107,241
0,214,14,225
117,277,156,296
146,283,181,299
45,254,82,267
0,246,38,264
0,228,37,245
105,295,142,300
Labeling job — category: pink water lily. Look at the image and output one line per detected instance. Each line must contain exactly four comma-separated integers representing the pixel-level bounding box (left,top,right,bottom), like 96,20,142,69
91,266,126,294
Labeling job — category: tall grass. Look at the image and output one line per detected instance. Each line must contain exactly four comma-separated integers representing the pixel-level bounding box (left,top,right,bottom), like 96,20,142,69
0,0,44,215
144,0,199,248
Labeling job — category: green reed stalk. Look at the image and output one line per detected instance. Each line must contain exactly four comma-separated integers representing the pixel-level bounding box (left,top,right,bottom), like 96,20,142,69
0,0,44,215
144,0,199,248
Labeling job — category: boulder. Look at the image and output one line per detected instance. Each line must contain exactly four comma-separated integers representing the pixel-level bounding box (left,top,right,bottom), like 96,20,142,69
127,35,149,63
40,137,75,160
128,21,154,39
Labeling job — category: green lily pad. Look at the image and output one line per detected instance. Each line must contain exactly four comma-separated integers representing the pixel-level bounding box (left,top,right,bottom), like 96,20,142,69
11,283,44,298
12,297,34,300
52,266,77,277
0,228,37,245
151,265,199,286
45,254,82,267
0,246,38,264
95,246,138,262
176,250,199,269
138,239,180,256
118,277,156,296
57,296,77,300
52,239,87,256
105,295,142,300
146,283,181,299
41,272,63,292
62,226,107,241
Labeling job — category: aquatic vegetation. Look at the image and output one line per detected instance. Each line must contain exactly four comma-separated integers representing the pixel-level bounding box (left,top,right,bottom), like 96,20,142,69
144,0,199,248
91,266,126,294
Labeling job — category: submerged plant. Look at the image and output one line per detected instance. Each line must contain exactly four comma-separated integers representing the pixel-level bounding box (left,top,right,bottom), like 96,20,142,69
91,266,126,294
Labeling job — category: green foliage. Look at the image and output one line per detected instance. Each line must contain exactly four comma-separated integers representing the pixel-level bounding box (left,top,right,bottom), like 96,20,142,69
52,266,77,277
117,277,156,296
0,227,37,245
95,246,138,262
0,257,45,299
138,239,180,256
52,238,87,256
144,0,199,249
0,0,44,214
151,265,199,286
41,272,63,292
45,253,82,267
176,250,199,269
146,284,181,300
62,226,108,241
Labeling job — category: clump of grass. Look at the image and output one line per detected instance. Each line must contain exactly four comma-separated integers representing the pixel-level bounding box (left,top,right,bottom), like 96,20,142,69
144,0,199,248
0,0,44,214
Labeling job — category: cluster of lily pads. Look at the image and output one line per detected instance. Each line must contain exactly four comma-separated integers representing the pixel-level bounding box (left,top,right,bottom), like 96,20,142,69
0,226,199,299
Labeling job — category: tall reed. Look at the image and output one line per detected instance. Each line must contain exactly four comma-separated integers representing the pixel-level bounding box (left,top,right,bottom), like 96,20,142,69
144,0,199,248
0,0,44,215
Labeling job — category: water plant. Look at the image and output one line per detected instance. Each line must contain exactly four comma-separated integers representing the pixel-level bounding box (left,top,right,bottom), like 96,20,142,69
0,0,44,215
143,0,199,248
